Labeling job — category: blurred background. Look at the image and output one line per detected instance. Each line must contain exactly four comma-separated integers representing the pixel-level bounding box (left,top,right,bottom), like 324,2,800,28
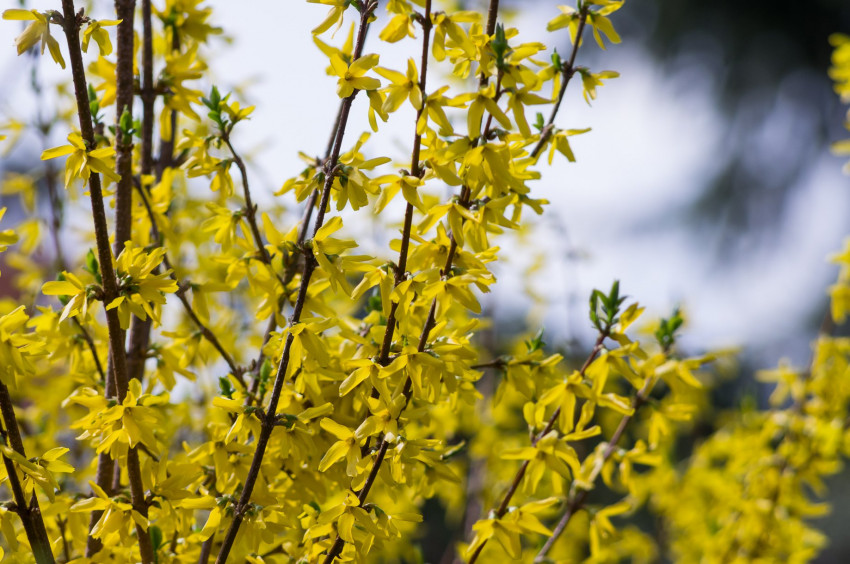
2,0,850,560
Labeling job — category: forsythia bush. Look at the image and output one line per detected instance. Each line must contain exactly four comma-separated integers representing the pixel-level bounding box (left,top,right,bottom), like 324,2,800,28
0,1,846,562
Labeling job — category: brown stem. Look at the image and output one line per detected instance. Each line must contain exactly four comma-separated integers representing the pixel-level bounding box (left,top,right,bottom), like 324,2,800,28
141,0,155,175
481,69,504,139
0,383,54,563
534,373,655,562
88,0,137,552
198,536,214,564
478,0,500,88
243,73,349,410
72,317,106,383
127,10,184,391
112,0,136,257
126,1,182,395
466,331,607,564
323,8,436,561
57,516,72,561
132,180,241,379
298,189,320,247
324,99,347,166
245,312,279,406
222,134,283,288
213,4,378,562
59,3,153,562
156,24,181,176
44,159,66,272
530,9,588,160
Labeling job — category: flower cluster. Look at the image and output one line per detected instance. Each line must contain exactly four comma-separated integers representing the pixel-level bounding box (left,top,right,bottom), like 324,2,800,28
0,1,845,564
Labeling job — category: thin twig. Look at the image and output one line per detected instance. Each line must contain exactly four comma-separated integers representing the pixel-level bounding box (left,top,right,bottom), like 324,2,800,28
112,0,136,257
59,3,153,561
213,4,378,561
222,134,285,288
323,6,441,560
0,382,54,563
534,373,654,562
132,181,241,379
479,0,500,88
88,0,137,550
57,516,72,562
529,9,589,160
141,0,155,175
465,331,607,564
125,5,180,391
71,317,106,382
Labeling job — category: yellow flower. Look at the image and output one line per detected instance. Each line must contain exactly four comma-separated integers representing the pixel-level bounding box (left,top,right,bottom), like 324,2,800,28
311,216,358,294
0,445,74,502
0,174,36,212
88,56,118,106
502,431,582,493
379,13,415,43
42,271,97,322
308,0,349,36
0,208,18,272
82,19,122,56
0,306,45,388
105,244,179,329
317,417,362,476
430,11,479,62
375,59,422,113
329,53,381,98
451,83,512,139
315,23,355,74
2,9,65,68
546,127,591,164
70,480,147,541
202,203,251,250
41,132,120,188
67,380,168,458
466,498,558,559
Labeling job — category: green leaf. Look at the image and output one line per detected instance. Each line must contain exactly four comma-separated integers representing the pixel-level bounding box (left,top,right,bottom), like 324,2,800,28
218,376,234,399
84,249,101,284
525,328,546,353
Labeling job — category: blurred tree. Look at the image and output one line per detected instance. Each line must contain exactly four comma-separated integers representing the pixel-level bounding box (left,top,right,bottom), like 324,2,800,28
634,0,850,250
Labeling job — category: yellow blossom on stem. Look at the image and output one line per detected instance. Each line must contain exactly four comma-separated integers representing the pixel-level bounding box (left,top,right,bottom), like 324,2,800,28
375,59,423,113
105,244,179,329
81,19,122,56
330,53,381,98
41,132,120,188
308,0,349,36
2,9,65,68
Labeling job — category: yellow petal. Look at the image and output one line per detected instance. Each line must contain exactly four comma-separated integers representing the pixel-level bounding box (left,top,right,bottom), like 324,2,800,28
41,144,76,160
2,9,39,21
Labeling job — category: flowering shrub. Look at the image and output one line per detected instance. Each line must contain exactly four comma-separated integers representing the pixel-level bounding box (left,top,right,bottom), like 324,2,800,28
0,1,847,563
